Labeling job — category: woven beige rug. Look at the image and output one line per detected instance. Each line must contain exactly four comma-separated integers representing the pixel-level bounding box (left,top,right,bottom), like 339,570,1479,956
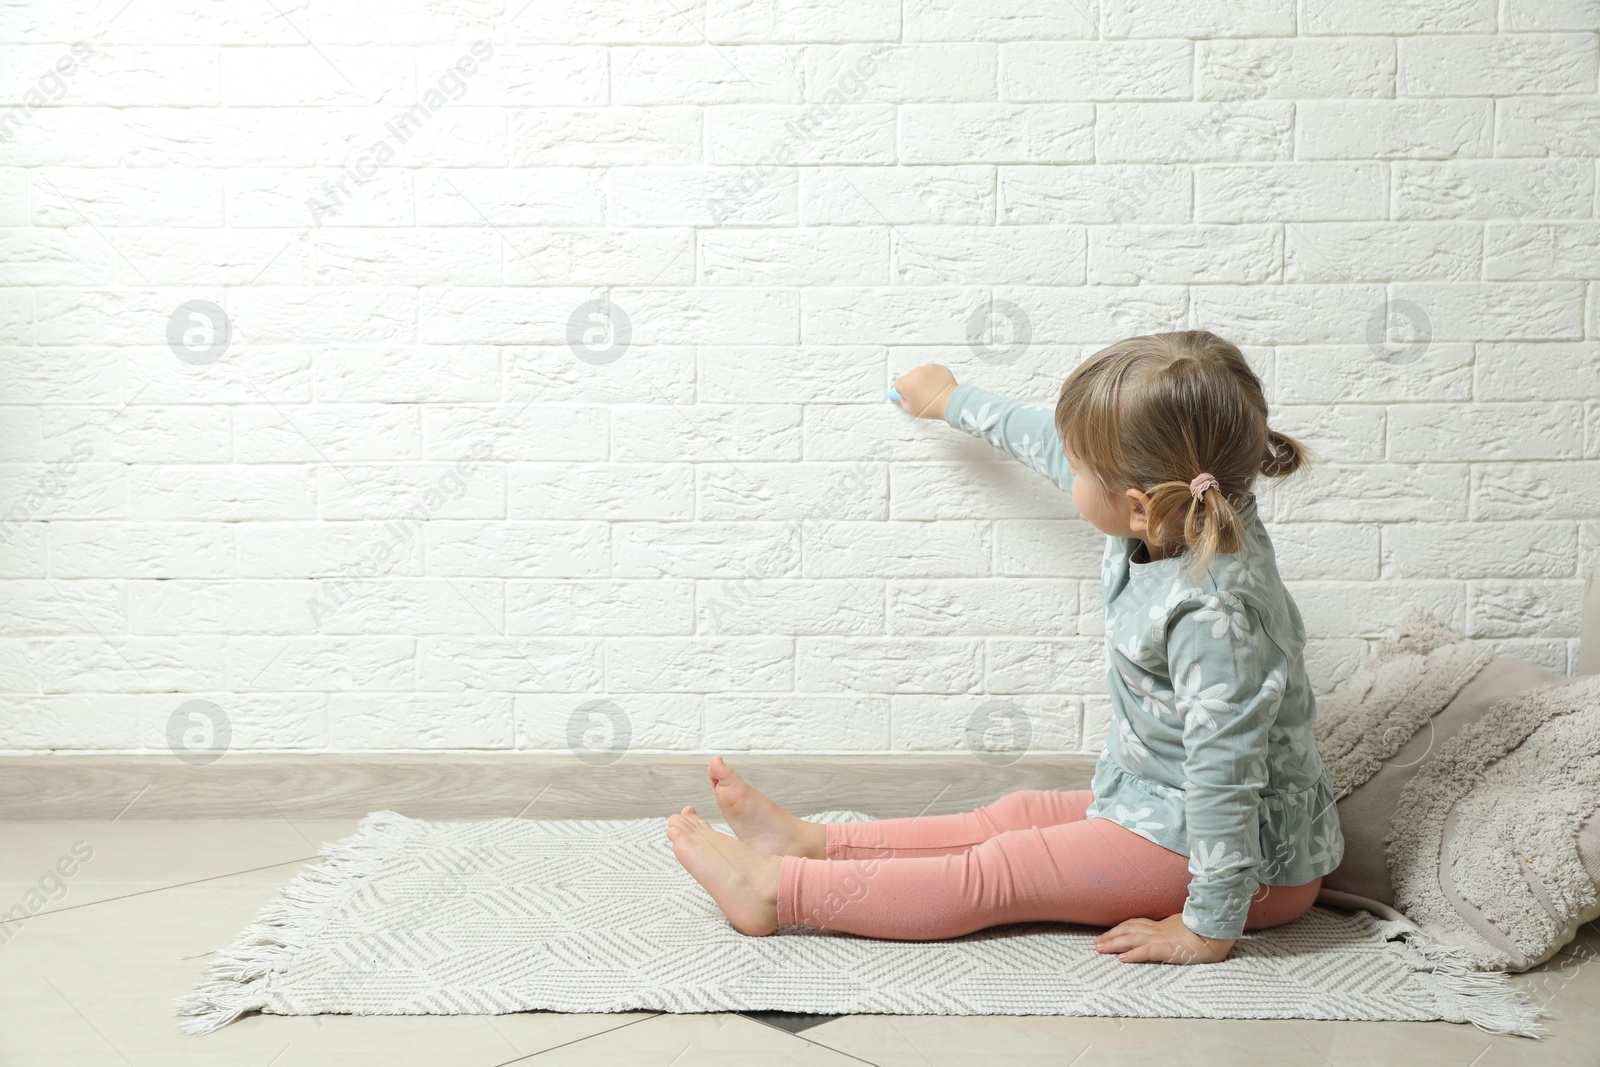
175,810,1549,1038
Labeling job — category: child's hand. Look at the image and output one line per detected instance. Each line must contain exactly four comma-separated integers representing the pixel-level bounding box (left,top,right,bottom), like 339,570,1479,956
892,364,958,421
1093,914,1236,965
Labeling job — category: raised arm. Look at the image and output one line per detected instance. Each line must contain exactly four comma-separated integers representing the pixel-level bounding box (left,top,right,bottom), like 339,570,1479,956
890,364,1073,493
944,383,1074,493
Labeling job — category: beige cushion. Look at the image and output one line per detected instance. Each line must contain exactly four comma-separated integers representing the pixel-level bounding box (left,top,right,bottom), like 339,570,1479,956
1321,656,1562,905
1423,672,1600,971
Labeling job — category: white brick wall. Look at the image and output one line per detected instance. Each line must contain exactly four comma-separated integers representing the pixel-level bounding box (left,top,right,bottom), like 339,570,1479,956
1,2,1596,758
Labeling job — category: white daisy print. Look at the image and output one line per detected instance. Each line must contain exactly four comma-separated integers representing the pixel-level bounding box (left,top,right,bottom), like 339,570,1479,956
1308,829,1339,868
1147,584,1203,643
1259,667,1286,706
1268,724,1308,772
1240,755,1269,788
1116,717,1150,766
956,402,1003,448
1190,839,1243,882
1173,663,1233,731
1117,660,1175,719
1112,803,1166,839
1193,590,1250,640
1114,629,1163,671
1013,432,1053,478
1223,558,1259,589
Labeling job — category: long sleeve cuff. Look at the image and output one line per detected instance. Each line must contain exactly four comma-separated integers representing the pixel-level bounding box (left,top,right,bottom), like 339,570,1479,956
942,382,982,427
1181,875,1257,941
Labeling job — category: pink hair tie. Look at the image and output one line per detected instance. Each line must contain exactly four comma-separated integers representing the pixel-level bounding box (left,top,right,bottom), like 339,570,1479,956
1189,472,1219,499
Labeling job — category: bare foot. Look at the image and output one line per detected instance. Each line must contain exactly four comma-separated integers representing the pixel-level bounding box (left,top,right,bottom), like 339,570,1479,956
708,754,827,859
666,805,782,936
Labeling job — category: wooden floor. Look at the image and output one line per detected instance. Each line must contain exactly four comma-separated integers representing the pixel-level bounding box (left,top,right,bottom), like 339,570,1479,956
0,753,1099,821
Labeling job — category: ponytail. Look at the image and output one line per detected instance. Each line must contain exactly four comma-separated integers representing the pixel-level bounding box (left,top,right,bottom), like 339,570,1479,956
1261,427,1310,478
1144,478,1246,583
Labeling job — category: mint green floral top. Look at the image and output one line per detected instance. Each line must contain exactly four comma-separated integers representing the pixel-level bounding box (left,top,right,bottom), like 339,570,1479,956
944,383,1345,941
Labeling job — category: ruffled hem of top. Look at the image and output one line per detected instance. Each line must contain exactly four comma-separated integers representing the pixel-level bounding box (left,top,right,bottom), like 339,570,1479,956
1088,755,1346,887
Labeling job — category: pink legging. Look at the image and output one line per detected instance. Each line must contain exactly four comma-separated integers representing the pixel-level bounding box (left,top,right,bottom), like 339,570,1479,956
776,789,1322,939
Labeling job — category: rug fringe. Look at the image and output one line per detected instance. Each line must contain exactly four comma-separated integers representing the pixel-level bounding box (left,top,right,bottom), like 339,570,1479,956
172,810,419,1036
1373,918,1552,1039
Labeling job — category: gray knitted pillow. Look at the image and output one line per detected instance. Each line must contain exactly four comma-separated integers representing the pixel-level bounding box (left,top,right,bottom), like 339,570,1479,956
1313,609,1600,971
1388,671,1600,972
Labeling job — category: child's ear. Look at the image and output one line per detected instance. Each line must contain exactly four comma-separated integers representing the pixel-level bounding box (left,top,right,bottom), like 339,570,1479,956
1124,487,1152,534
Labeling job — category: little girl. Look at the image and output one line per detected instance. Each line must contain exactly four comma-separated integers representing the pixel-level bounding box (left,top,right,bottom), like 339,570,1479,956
666,329,1346,965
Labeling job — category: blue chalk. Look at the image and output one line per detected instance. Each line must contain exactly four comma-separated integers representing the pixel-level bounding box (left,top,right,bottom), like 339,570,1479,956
887,388,903,402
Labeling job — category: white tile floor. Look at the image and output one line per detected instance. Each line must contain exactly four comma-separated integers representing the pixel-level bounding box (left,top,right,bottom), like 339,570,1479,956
3,819,1598,1066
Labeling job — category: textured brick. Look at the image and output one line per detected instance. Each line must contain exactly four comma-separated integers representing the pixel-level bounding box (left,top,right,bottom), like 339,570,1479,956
809,44,994,104
707,694,891,750
1097,103,1293,163
797,637,983,693
506,580,694,636
699,346,883,403
1195,163,1387,222
709,106,897,165
700,462,887,521
1006,42,1190,101
1090,225,1280,285
614,521,801,579
1472,344,1600,400
892,226,1086,285
1388,402,1583,462
1189,284,1387,344
7,15,1598,755
1384,522,1578,579
700,228,888,286
1388,283,1586,341
1274,344,1474,404
889,579,1078,636
1299,100,1492,160
891,694,1078,753
1398,35,1598,97
993,520,1104,579
806,165,992,223
34,637,227,692
1103,0,1292,38
1197,38,1395,99
612,404,801,462
1301,0,1493,34
902,104,1094,164
803,520,992,578
904,0,1095,42
229,637,415,691
1471,463,1600,521
515,693,702,752
698,579,885,635
508,464,690,521
330,692,512,748
617,46,805,105
1484,224,1600,281
1394,161,1596,221
1284,223,1480,282
608,637,794,692
417,637,603,693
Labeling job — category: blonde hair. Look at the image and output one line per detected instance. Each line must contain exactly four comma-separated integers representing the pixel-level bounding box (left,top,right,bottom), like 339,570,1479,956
1054,330,1312,583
